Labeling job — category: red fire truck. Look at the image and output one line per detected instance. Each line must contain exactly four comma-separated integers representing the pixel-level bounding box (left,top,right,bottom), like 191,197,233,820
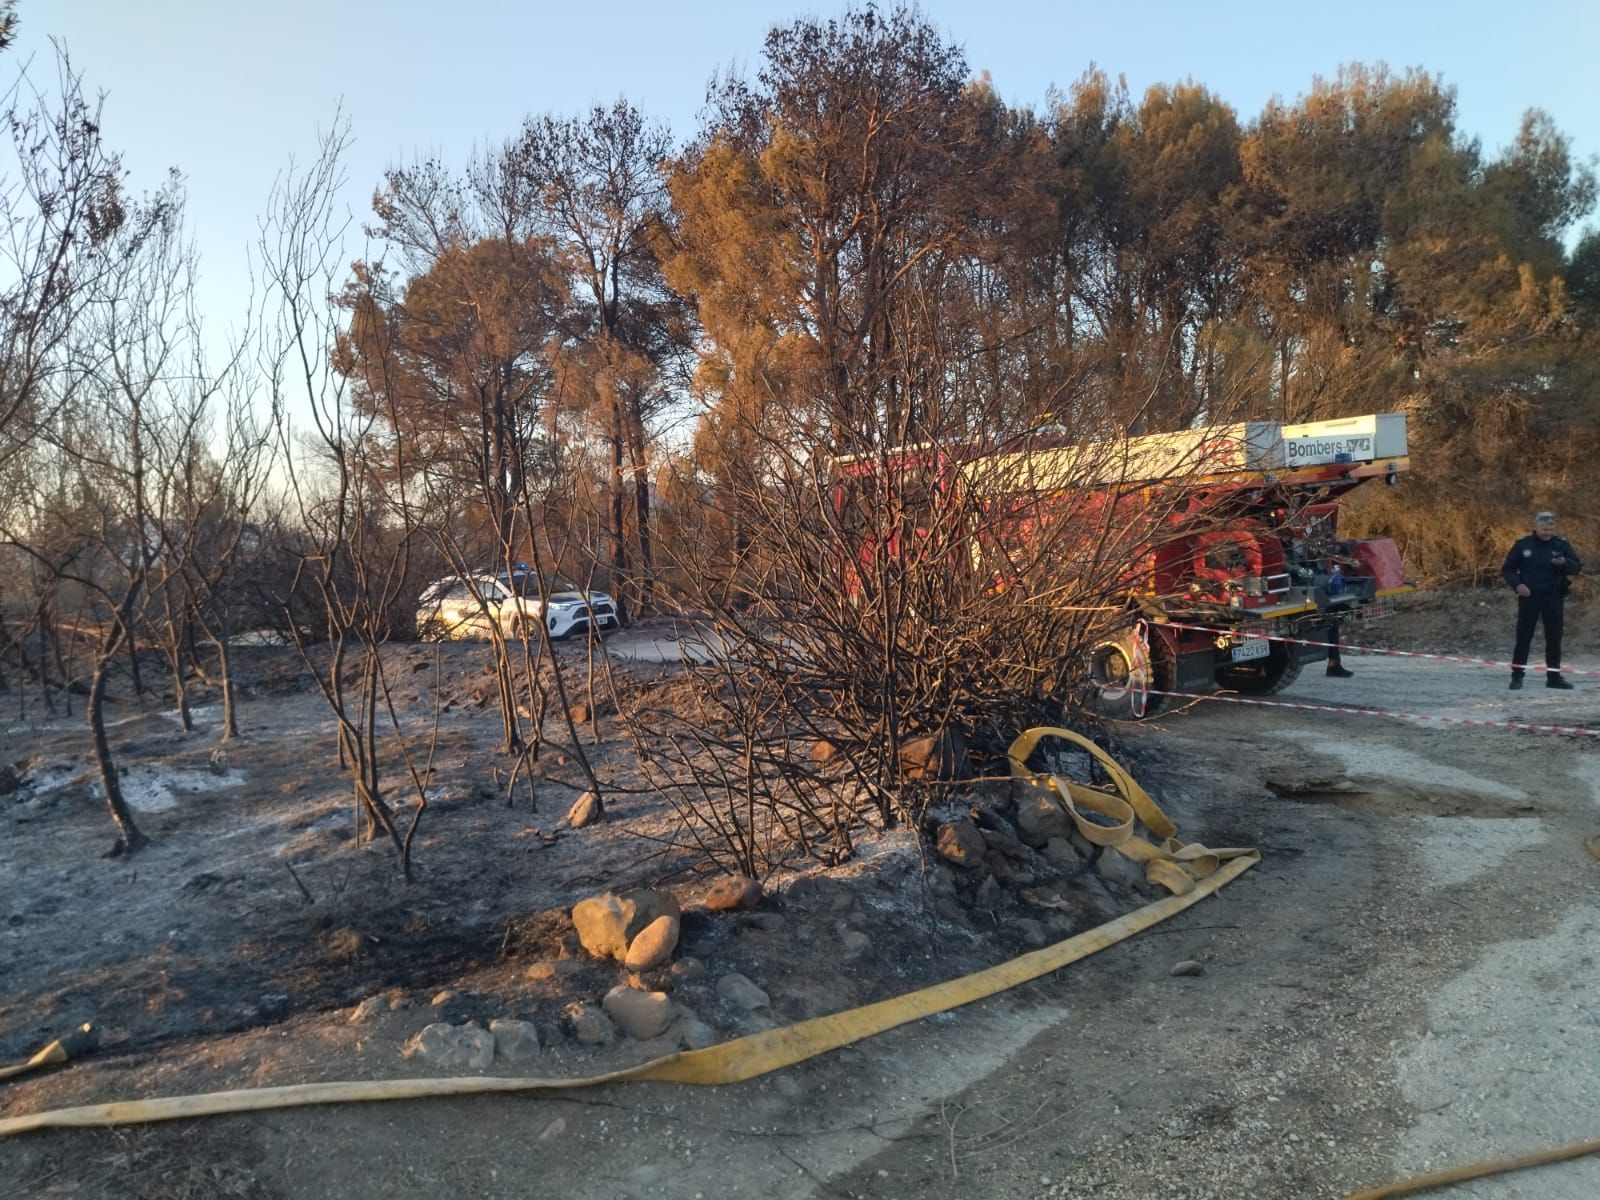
833,413,1412,716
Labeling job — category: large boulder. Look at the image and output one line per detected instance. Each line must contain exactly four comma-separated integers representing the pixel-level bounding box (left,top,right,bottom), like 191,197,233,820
572,889,682,962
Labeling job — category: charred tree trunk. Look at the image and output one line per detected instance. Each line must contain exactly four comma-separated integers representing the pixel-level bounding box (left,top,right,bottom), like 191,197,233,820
33,602,56,716
211,607,239,740
90,617,148,856
492,629,524,755
165,608,193,732
124,626,146,700
627,404,653,616
609,391,628,617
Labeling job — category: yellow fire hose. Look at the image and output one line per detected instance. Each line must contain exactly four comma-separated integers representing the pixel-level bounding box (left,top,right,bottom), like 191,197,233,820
1345,1137,1600,1199
0,727,1257,1138
1005,726,1256,896
0,858,1256,1136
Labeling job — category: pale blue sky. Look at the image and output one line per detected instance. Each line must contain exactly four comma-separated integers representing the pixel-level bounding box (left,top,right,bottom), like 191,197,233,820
10,0,1597,352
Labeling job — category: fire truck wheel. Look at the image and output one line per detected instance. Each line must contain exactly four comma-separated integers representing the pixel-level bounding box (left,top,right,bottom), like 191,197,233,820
1213,640,1303,695
1088,633,1172,718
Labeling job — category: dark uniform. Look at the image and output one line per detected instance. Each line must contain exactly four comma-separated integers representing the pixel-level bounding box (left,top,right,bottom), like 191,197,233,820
1502,530,1582,687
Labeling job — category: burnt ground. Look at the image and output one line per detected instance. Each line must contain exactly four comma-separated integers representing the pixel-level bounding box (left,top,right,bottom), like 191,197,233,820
2,589,1600,1199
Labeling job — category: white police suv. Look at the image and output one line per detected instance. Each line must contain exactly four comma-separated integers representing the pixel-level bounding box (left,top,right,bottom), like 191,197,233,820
416,569,621,642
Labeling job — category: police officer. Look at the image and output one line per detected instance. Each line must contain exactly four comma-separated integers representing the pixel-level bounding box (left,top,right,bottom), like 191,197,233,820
1502,511,1582,690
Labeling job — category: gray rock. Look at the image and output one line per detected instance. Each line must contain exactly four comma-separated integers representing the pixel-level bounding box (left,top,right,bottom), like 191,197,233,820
1015,918,1050,948
669,956,706,983
974,874,1002,909
1042,837,1082,865
565,1000,615,1046
785,875,856,913
673,1016,719,1050
1078,872,1119,914
1045,913,1081,938
735,910,785,934
1095,849,1146,890
524,960,584,983
571,889,682,962
974,809,1021,840
624,914,680,972
984,850,1036,887
838,927,873,963
1170,959,1205,978
566,791,601,829
602,985,674,1040
971,776,1020,812
489,1018,541,1061
935,818,985,867
402,1021,495,1071
715,972,770,1011
1014,788,1072,846
538,1117,566,1142
980,827,1033,862
348,994,391,1024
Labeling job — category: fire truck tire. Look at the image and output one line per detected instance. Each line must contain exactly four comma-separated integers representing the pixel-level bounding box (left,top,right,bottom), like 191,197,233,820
1214,641,1302,695
1089,631,1173,718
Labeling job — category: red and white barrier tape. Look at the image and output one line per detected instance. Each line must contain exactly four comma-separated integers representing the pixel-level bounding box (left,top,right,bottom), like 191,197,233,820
1146,688,1600,738
1152,620,1600,678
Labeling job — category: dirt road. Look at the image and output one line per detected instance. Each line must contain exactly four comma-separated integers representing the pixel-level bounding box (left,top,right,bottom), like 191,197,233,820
829,653,1600,1199
4,610,1600,1199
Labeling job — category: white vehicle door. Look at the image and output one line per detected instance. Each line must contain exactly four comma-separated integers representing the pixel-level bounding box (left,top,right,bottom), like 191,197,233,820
438,582,483,636
482,579,513,631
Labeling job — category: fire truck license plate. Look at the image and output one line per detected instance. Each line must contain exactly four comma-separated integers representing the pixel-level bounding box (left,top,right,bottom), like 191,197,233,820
1230,638,1270,662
